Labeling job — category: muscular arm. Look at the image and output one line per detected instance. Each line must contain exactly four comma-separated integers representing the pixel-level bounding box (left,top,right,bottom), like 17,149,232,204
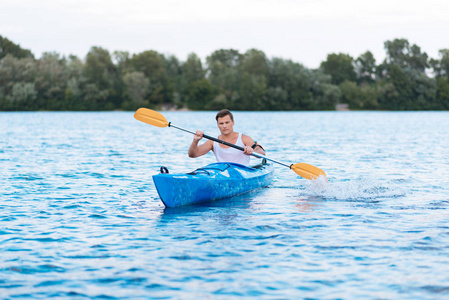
188,131,213,158
242,135,266,156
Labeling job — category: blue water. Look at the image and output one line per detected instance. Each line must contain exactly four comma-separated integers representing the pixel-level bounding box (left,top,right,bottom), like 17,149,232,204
1,111,449,299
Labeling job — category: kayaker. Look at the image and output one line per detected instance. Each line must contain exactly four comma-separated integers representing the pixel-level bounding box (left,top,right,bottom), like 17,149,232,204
188,109,265,165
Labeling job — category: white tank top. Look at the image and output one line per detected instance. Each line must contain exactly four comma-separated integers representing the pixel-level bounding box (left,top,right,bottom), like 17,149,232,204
213,133,250,166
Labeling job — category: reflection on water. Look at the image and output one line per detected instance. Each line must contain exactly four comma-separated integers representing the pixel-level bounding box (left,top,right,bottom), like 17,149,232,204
294,197,322,212
158,188,268,227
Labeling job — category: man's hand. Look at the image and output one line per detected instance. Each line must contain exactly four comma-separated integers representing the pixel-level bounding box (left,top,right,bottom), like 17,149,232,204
193,130,204,142
243,146,254,155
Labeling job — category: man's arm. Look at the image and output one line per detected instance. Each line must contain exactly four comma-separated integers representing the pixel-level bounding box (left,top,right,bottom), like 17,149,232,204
242,135,265,156
188,131,213,158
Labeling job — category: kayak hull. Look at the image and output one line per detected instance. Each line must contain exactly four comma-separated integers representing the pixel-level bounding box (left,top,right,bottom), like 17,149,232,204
152,162,274,207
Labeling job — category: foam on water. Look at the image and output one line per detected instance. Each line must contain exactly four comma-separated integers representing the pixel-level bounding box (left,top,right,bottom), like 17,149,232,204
301,176,408,200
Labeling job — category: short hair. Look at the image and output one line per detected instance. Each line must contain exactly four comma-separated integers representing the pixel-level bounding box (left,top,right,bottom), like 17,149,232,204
215,109,234,122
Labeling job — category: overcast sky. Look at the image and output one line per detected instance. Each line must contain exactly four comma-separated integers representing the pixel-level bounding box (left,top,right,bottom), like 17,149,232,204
1,0,448,68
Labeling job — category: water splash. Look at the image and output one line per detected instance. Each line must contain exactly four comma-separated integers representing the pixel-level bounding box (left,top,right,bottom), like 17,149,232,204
301,176,408,200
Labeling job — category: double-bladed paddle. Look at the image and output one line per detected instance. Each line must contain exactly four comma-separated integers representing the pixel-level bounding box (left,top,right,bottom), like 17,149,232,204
134,108,327,180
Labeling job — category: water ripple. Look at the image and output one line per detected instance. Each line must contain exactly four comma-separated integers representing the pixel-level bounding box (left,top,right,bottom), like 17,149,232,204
1,111,449,299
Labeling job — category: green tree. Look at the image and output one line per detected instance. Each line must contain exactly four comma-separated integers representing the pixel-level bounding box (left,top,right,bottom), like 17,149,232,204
384,38,429,72
320,53,356,85
430,49,449,78
206,94,229,110
0,35,34,60
112,50,130,107
83,47,118,109
64,55,85,110
206,49,242,106
430,50,449,109
123,72,150,110
0,54,38,110
436,77,449,109
181,53,205,107
239,73,267,110
267,58,312,110
0,54,37,84
34,52,71,110
129,50,171,105
182,53,205,85
113,51,130,72
185,79,217,110
378,39,436,110
83,83,109,109
162,54,181,106
309,70,340,110
355,51,376,85
378,65,413,110
384,39,410,69
7,82,37,110
239,49,269,110
340,80,378,109
439,49,449,78
378,66,437,110
122,71,150,110
2,35,448,112
84,47,116,90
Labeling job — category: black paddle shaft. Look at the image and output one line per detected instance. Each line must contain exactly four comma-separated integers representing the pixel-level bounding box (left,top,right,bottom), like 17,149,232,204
168,122,289,167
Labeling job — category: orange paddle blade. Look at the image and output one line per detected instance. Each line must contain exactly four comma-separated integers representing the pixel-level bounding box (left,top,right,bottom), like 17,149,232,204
291,163,327,180
134,108,169,128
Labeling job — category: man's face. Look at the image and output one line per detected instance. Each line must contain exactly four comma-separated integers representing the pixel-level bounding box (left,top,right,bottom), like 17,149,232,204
217,115,234,135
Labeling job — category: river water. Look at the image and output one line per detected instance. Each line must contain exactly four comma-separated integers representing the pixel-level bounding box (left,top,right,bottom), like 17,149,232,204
1,111,449,299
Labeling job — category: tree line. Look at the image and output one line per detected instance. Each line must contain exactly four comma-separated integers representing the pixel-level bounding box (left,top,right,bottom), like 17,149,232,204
1,35,448,111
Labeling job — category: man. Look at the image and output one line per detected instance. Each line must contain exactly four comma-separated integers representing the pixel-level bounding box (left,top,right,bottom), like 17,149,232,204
188,109,265,165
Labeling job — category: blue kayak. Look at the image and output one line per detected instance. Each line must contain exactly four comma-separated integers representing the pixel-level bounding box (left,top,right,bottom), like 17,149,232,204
152,161,274,207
